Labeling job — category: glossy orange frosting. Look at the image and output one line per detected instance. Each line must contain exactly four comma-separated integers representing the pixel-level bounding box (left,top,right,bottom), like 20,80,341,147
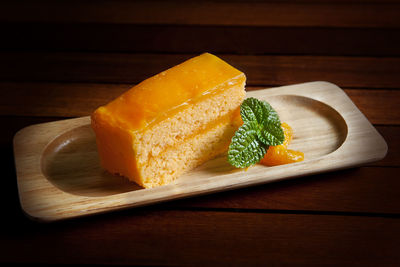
93,53,245,132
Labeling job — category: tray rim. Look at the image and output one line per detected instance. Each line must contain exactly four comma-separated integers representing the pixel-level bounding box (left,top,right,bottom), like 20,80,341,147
13,81,388,222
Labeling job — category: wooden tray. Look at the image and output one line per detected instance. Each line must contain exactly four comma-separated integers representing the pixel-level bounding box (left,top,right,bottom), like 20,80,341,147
13,81,387,222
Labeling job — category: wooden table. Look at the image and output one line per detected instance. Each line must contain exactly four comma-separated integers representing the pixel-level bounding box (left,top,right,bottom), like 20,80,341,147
1,1,399,265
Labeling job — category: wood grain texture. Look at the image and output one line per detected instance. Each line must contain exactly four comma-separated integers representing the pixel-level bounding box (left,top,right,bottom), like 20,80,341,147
1,210,399,265
1,1,400,28
13,82,387,221
374,126,399,166
2,53,400,88
1,83,399,125
166,167,400,214
345,89,400,125
2,23,400,56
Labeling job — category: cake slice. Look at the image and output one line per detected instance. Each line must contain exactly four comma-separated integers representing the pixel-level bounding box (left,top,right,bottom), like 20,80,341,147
91,53,246,188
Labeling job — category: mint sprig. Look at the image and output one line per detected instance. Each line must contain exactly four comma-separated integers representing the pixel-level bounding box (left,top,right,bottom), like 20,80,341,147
228,97,284,168
227,121,267,168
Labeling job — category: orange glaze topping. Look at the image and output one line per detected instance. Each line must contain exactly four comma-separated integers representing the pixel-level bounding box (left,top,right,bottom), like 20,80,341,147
92,53,245,132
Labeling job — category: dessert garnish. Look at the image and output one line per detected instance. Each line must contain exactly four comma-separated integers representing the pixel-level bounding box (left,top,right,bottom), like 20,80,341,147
228,97,304,168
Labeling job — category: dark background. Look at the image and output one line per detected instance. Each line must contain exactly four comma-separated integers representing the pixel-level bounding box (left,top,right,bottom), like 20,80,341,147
1,0,399,265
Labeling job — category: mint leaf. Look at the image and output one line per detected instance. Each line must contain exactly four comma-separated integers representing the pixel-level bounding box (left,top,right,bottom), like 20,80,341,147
228,97,285,168
258,120,284,146
228,122,267,168
241,97,280,126
260,100,280,123
240,98,265,126
240,97,284,146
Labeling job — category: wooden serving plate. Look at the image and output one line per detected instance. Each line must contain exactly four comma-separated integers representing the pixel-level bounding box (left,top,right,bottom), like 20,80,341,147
13,81,387,222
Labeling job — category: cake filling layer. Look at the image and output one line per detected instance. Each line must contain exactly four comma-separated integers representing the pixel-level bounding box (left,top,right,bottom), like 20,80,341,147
145,107,240,160
140,118,238,188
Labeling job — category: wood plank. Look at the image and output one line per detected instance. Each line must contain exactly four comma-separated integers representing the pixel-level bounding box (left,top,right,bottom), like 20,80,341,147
346,89,400,125
167,167,400,214
0,83,398,125
0,82,130,117
1,211,399,265
1,1,400,28
374,126,399,167
1,53,400,88
2,23,400,56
